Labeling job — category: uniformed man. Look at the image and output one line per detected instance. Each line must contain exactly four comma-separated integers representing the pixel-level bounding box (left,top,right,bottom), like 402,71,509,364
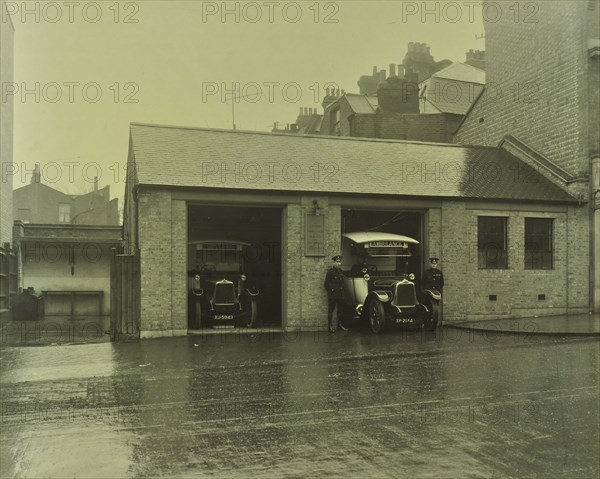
422,257,444,292
324,255,347,332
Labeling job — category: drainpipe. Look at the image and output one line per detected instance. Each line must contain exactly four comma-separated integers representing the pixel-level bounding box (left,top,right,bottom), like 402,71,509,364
593,156,600,312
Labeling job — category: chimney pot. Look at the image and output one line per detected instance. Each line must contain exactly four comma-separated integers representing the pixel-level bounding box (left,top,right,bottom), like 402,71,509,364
389,64,396,77
372,66,377,75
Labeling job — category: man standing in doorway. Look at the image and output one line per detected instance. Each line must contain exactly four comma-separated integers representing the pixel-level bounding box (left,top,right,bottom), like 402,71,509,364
422,257,444,316
324,255,347,332
422,257,444,293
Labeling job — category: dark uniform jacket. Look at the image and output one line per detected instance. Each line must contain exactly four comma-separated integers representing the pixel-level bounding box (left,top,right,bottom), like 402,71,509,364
422,268,444,291
324,267,345,299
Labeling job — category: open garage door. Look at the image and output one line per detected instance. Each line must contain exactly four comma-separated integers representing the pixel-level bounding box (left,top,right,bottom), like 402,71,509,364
187,205,282,329
342,209,424,289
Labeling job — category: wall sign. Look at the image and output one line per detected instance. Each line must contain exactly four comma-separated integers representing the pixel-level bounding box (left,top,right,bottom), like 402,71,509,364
305,213,325,257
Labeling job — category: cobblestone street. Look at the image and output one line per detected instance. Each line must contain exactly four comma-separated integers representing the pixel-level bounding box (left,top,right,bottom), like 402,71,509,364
1,329,598,478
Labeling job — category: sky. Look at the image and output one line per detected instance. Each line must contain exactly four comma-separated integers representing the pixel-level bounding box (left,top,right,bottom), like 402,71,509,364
5,0,485,200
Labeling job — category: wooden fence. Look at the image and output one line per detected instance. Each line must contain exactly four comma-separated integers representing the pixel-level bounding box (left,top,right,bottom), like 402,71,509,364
110,251,140,340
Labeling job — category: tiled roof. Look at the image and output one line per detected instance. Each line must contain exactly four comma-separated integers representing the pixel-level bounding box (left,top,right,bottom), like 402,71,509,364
420,77,485,115
297,115,322,135
344,94,378,114
431,62,485,84
419,62,485,115
128,123,578,204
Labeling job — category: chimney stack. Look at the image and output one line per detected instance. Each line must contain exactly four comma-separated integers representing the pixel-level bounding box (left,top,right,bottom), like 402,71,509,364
389,64,396,78
397,64,405,78
465,49,486,70
31,163,41,184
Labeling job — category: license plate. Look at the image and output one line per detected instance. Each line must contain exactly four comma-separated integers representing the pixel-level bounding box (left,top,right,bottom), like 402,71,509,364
396,318,414,324
215,315,234,320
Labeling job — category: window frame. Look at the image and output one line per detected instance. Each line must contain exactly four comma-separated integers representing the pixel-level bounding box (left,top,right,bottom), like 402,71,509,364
477,216,508,269
524,217,554,270
58,203,71,223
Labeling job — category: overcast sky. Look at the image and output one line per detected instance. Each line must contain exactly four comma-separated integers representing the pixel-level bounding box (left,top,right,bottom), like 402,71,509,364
6,0,484,199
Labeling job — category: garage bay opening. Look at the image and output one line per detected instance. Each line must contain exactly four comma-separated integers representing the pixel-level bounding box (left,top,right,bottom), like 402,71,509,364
341,209,424,291
187,205,282,330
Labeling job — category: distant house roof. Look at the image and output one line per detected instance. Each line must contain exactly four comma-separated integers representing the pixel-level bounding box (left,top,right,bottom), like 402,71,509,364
343,94,378,114
297,115,323,135
430,62,485,83
420,62,485,115
128,123,578,204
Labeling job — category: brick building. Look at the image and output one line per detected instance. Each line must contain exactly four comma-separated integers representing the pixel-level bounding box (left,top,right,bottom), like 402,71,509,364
13,166,119,226
455,0,600,312
11,169,120,318
319,60,482,143
13,223,121,319
124,123,588,338
281,43,484,143
0,0,15,317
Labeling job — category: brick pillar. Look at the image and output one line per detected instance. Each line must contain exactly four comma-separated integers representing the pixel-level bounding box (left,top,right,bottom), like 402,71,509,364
139,191,187,338
566,204,591,313
171,199,187,334
440,201,468,321
283,204,302,330
283,198,341,331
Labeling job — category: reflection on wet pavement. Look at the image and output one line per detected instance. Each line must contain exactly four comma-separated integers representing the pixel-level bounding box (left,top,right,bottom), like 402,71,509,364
1,329,598,478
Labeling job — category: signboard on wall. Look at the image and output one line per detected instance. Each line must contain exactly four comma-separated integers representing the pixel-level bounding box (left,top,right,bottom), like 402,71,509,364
305,213,325,256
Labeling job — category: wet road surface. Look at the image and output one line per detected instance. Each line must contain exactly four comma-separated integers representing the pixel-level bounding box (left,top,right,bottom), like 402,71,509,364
1,329,598,478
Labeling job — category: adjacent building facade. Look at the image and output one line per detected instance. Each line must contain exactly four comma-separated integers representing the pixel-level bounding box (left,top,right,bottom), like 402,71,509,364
277,43,485,144
13,167,119,226
455,0,600,311
11,171,120,319
0,0,15,317
124,123,587,338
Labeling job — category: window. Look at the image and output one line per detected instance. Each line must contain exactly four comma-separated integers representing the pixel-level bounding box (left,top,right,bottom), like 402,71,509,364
59,203,71,223
525,218,553,269
478,216,508,269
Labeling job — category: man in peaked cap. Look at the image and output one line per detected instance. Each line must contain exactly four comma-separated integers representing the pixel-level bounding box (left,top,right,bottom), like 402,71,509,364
324,255,347,332
422,257,444,292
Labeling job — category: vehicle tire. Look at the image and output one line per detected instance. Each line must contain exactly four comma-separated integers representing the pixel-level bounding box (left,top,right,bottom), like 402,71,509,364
424,301,439,331
368,300,386,334
245,297,258,328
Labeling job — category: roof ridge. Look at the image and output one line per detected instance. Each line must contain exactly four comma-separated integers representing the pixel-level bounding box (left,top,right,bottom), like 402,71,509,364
130,122,500,150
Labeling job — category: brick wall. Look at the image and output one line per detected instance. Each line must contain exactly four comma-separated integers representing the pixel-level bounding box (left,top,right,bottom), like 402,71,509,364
433,202,589,320
455,0,590,177
283,196,341,331
135,189,587,335
138,190,188,338
0,3,14,246
171,199,187,333
352,113,461,142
